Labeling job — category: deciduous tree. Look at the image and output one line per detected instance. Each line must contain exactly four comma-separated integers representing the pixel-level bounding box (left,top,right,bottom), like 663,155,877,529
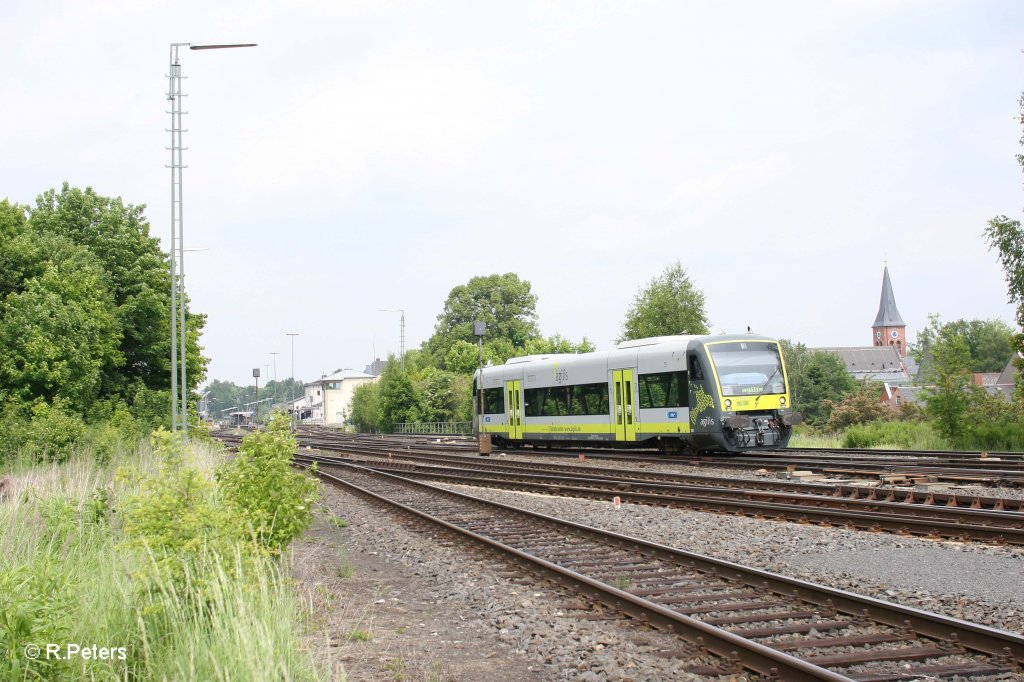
915,318,1015,373
348,381,382,432
779,340,857,426
425,273,540,368
0,231,121,414
28,184,208,398
617,262,709,342
823,382,888,432
920,315,974,444
378,358,420,431
985,92,1024,398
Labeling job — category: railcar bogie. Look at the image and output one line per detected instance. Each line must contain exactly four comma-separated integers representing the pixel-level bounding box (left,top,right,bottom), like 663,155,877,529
473,333,802,454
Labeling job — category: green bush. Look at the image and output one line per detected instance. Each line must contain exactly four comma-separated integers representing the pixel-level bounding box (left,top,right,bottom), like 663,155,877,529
0,561,74,680
120,429,241,590
823,383,888,432
842,420,947,449
217,414,318,553
0,401,30,465
959,421,1024,451
23,400,87,463
1,431,323,682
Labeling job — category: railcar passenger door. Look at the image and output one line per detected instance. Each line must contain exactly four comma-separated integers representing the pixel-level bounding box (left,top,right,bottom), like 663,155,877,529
611,370,637,442
505,380,522,440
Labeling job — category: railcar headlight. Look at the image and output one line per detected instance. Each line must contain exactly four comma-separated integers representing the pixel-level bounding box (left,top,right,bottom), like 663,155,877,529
724,399,732,410
779,397,786,407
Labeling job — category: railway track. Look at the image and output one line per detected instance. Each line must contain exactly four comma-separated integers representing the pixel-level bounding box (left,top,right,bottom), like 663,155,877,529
295,452,1024,545
293,429,1024,486
214,430,1024,544
287,438,1024,513
303,457,1024,681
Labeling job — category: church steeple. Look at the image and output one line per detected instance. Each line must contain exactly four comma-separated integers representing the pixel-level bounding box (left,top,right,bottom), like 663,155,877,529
872,266,907,358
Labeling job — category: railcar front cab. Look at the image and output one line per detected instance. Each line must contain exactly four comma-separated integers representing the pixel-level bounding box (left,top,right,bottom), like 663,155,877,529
688,337,803,452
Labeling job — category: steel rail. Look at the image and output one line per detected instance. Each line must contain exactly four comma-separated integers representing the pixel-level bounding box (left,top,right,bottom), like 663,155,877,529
289,440,1024,513
221,428,1024,479
301,454,1024,545
301,458,1024,680
296,429,1024,484
215,430,1024,513
306,462,849,680
303,429,1024,466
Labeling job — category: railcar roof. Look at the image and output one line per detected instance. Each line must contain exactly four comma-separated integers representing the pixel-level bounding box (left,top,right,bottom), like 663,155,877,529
483,334,779,373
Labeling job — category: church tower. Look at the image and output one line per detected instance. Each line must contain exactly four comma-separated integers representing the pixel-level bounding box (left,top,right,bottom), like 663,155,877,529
872,266,907,358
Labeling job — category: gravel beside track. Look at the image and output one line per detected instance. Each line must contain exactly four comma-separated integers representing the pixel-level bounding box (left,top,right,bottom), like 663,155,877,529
440,483,1024,638
302,483,743,681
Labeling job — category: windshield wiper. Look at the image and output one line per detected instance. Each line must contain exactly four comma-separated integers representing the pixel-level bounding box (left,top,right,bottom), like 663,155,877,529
754,366,781,406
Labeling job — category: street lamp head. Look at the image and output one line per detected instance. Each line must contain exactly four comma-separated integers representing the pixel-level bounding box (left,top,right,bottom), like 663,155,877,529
190,43,258,50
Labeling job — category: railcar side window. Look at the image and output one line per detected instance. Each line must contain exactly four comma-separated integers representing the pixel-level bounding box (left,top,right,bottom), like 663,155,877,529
543,387,570,416
482,388,504,414
525,383,608,416
570,383,610,416
524,388,543,417
688,355,704,380
638,371,688,409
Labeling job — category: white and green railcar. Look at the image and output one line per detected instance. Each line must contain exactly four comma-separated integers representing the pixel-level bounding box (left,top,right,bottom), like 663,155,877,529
473,333,802,454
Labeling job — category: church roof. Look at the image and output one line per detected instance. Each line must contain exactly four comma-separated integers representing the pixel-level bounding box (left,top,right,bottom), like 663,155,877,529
814,346,911,383
872,266,905,327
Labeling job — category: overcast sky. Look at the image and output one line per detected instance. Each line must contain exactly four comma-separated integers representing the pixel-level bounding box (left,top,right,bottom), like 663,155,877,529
2,1,1022,386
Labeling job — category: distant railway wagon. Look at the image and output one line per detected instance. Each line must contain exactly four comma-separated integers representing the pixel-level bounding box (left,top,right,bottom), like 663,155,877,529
473,334,802,454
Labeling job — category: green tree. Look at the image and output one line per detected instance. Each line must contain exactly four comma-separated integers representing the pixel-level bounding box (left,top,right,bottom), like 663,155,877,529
348,381,382,432
523,334,596,355
986,215,1024,336
0,200,29,296
920,315,974,444
444,340,482,375
202,377,305,421
28,184,208,401
915,318,1015,373
0,231,122,414
985,91,1024,397
779,340,857,426
617,262,709,342
424,273,540,368
417,368,471,423
378,358,420,431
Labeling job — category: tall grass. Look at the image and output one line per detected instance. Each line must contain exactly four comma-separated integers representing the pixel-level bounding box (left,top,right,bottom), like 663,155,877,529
791,420,1024,452
0,440,323,681
788,428,844,449
841,420,950,450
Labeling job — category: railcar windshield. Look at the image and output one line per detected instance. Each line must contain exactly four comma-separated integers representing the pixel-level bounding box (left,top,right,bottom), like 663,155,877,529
707,342,786,397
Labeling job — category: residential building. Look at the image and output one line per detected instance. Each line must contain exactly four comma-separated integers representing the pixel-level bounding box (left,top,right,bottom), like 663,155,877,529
302,369,379,426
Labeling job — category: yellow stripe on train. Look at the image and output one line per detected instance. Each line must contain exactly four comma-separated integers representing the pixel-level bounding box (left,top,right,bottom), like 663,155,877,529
481,422,691,436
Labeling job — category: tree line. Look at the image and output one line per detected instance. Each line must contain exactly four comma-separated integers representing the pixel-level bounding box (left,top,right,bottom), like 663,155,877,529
203,377,305,421
348,264,709,432
780,316,1020,448
342,242,1023,450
